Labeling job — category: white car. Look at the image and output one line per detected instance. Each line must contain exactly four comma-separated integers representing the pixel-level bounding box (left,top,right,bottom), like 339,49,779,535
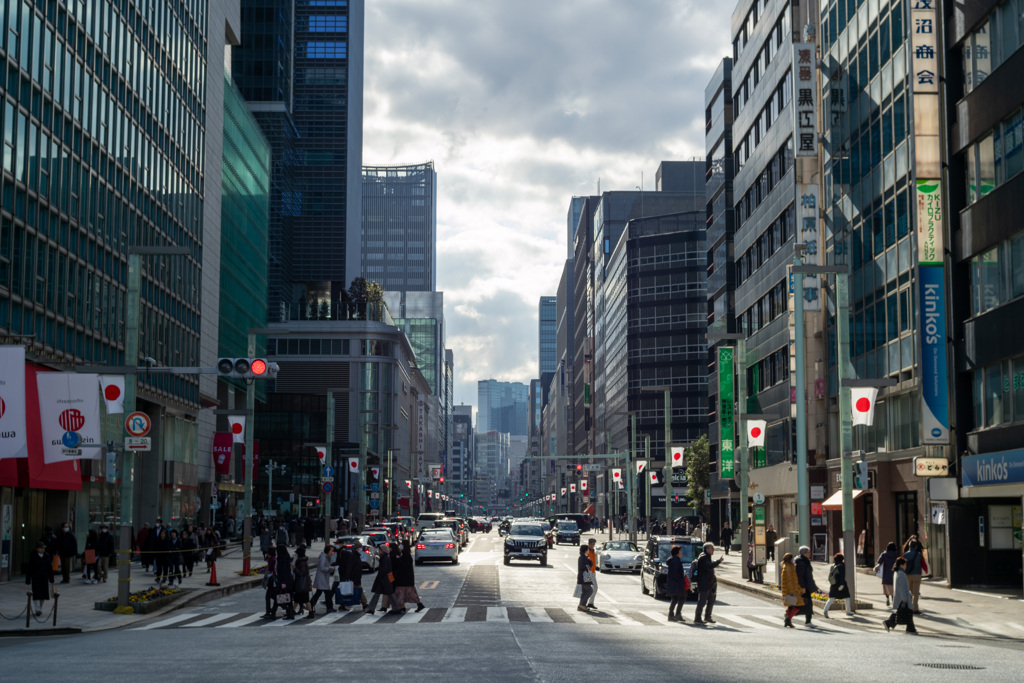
337,536,378,572
597,540,642,573
415,528,460,565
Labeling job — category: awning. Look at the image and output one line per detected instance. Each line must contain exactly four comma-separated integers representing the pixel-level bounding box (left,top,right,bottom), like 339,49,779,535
583,504,595,515
821,489,866,510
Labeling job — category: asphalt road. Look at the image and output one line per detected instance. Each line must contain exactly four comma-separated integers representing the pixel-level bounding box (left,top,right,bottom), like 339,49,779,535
1,533,1021,682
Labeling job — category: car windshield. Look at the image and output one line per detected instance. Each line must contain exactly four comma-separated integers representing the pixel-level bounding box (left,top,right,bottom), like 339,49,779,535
557,522,578,530
657,542,698,563
510,525,543,536
604,541,637,552
541,522,551,531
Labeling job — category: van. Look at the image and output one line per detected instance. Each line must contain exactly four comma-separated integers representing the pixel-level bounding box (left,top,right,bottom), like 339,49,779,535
416,512,445,534
547,513,591,533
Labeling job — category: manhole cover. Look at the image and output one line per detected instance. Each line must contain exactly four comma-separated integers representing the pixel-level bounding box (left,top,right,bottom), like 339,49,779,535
916,664,985,671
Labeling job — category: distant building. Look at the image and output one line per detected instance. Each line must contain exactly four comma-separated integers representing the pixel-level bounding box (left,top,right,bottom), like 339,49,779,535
539,296,557,378
477,380,529,436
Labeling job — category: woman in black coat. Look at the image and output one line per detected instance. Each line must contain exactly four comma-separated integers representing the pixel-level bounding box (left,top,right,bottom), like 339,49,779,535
26,542,54,616
271,545,296,620
665,545,687,622
365,545,398,614
341,543,368,609
392,540,426,613
824,552,851,618
153,528,170,585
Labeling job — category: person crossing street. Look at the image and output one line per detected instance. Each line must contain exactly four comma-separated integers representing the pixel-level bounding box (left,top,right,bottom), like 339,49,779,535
693,542,723,624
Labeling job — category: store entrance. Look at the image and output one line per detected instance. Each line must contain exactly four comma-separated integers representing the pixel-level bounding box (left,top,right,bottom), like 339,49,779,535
895,491,919,547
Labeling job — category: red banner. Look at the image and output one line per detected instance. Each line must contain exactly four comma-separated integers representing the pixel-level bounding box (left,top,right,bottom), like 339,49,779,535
213,433,232,475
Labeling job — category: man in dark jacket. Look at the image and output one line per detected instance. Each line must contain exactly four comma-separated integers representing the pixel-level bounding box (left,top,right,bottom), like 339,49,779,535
795,545,819,625
365,545,398,614
338,541,368,609
95,525,115,583
719,523,734,555
765,525,778,561
27,542,54,615
693,542,723,624
56,522,78,583
665,545,687,622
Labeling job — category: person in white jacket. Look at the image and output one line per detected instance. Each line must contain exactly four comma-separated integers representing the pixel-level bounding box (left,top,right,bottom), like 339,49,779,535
310,544,339,614
882,557,917,634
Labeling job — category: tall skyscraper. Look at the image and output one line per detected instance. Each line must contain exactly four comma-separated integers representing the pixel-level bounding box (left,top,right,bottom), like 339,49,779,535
362,162,437,292
477,380,529,437
234,0,364,316
539,296,557,378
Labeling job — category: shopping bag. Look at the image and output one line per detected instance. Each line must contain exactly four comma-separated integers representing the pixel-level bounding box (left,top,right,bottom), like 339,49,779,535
52,555,60,572
275,592,292,604
84,549,96,564
875,565,883,579
783,594,798,606
573,584,582,599
338,580,355,596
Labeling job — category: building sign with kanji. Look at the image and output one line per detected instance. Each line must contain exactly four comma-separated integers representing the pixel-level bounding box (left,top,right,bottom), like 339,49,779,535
793,42,818,158
796,183,822,311
910,0,938,94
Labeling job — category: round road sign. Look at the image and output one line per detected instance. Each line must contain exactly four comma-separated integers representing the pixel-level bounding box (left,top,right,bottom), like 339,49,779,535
753,492,765,505
125,411,151,437
322,481,333,493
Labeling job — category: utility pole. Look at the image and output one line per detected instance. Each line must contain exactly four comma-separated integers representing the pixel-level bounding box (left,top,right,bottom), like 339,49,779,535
793,243,810,547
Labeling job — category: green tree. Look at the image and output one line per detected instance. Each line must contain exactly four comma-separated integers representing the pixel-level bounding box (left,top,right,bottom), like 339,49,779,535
685,434,710,517
347,277,385,320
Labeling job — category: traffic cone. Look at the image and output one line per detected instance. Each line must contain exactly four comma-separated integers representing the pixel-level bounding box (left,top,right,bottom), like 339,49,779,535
206,560,220,587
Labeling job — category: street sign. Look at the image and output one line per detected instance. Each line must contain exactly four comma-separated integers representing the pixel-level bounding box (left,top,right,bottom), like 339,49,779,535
370,483,380,493
212,484,219,497
322,465,335,477
125,411,151,437
704,490,711,504
369,500,380,509
753,492,765,505
370,492,380,500
322,482,333,493
210,500,221,510
754,506,766,525
61,447,82,456
584,464,601,472
321,476,334,483
125,436,152,451
62,431,81,448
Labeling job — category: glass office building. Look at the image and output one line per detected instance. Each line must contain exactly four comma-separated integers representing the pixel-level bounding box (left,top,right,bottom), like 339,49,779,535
477,379,529,437
538,295,556,378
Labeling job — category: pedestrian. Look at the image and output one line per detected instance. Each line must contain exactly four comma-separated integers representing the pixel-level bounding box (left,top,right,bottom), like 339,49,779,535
585,538,599,609
902,538,924,613
779,552,801,628
692,541,723,624
393,540,427,613
270,545,296,620
275,522,289,549
83,529,98,583
96,524,115,583
341,540,368,610
665,545,687,622
259,525,271,561
203,529,219,573
181,529,197,578
310,543,336,615
153,527,170,585
823,553,850,618
765,524,778,561
139,522,154,572
26,541,54,616
261,542,278,619
365,545,397,614
875,541,899,607
166,529,183,586
56,522,77,584
720,523,733,555
576,545,594,612
293,546,313,618
794,545,819,625
883,557,918,634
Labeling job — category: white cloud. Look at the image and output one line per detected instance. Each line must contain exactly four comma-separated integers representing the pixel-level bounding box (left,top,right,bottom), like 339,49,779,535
364,0,731,405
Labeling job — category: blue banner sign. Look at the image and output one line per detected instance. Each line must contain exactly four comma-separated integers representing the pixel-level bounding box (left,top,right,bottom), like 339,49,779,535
962,449,1024,487
918,265,949,444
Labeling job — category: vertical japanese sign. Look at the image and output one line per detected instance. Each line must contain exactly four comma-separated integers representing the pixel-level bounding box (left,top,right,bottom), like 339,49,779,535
0,346,28,460
718,347,735,480
797,183,821,310
793,43,818,158
416,399,425,478
911,0,949,445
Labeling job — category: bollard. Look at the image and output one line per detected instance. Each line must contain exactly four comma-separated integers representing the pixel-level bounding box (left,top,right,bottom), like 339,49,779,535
52,592,60,626
25,591,31,629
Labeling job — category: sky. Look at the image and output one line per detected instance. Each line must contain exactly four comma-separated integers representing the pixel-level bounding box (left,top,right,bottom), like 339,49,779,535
363,0,731,407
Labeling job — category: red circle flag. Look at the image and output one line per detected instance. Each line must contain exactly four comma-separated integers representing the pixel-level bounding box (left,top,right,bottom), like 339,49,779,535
104,385,121,400
231,422,244,434
855,397,871,412
750,427,762,438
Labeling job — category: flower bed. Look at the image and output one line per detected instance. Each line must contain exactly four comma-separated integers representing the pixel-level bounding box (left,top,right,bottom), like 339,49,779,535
237,564,269,577
95,586,185,614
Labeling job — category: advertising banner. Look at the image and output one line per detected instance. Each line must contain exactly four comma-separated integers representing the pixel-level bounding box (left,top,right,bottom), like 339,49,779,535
793,43,819,157
961,449,1024,487
36,372,101,463
213,433,233,475
0,346,28,460
718,347,735,479
919,265,949,444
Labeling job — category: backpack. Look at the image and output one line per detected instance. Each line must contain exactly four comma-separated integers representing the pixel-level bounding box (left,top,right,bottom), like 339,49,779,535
689,558,700,581
828,563,838,586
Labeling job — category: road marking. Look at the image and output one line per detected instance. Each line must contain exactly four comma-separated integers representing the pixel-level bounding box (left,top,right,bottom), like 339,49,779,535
719,615,772,631
486,607,509,622
640,610,671,625
596,589,619,604
352,611,389,624
525,607,554,623
604,610,647,626
133,613,200,630
306,611,348,626
216,613,265,628
1008,623,1024,632
395,609,429,624
419,580,439,590
263,615,302,626
182,613,237,628
441,607,468,623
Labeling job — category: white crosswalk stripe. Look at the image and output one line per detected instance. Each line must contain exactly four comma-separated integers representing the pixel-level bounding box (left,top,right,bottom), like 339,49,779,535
486,607,509,623
217,613,265,628
441,607,467,623
305,611,348,626
525,607,553,623
133,613,200,630
719,615,774,630
182,613,238,628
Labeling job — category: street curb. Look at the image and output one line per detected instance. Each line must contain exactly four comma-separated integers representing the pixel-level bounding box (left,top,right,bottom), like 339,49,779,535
717,575,874,610
0,627,83,638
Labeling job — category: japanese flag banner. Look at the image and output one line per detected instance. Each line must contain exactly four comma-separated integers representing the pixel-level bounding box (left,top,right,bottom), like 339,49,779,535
570,483,577,493
851,387,879,426
98,375,125,414
580,479,588,492
617,480,625,489
347,457,359,473
636,460,647,474
405,480,412,488
746,420,767,448
316,446,326,464
611,468,622,481
671,446,685,468
650,471,660,484
561,488,566,496
227,416,246,444
370,466,380,479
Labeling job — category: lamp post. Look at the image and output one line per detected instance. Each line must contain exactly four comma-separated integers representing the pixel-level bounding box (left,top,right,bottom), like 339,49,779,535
613,410,639,544
641,386,672,525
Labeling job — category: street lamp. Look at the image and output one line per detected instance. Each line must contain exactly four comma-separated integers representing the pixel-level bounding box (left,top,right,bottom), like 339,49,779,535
613,410,639,544
641,385,672,525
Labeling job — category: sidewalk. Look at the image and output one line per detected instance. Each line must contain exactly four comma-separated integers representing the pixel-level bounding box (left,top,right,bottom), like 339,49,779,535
0,545,263,635
711,547,1024,641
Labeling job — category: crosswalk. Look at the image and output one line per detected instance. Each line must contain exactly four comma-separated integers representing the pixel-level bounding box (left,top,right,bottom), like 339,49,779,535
132,607,876,634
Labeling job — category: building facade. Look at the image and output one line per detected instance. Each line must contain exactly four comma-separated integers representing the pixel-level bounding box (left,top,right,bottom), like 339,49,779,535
477,379,528,437
362,162,437,292
538,295,557,378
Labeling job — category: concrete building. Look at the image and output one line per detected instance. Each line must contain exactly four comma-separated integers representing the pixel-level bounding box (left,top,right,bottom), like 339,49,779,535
474,430,510,509
477,380,529,437
361,162,437,292
539,296,557,378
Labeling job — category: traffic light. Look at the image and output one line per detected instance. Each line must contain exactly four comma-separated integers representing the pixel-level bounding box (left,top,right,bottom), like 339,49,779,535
854,460,869,489
217,357,279,380
576,464,583,471
440,477,445,484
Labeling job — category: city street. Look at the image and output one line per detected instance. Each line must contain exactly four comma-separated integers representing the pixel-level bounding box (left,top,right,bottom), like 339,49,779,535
1,534,1021,682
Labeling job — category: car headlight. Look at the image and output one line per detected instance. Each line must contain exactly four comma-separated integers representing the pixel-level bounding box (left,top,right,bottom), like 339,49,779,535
634,555,643,561
659,566,668,575
602,554,611,560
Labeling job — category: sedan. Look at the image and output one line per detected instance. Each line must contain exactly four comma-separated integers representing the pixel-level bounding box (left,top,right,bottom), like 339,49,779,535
415,529,460,565
597,540,642,573
337,536,378,572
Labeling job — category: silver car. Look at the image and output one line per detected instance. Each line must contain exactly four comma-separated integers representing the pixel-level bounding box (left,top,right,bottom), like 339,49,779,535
415,528,460,565
597,540,642,573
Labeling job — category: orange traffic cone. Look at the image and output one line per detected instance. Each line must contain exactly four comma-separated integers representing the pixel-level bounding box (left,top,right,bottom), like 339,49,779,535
206,560,220,587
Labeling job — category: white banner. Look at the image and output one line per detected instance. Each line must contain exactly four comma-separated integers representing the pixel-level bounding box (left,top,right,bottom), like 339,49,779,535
746,420,767,448
0,346,28,459
36,372,101,464
316,446,326,464
98,375,125,414
228,416,246,444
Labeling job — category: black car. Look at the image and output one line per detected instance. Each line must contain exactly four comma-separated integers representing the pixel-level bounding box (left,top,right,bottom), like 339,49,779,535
554,520,581,545
639,535,703,600
503,522,548,565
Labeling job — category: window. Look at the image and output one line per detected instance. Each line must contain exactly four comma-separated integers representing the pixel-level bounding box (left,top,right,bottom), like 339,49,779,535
305,41,347,59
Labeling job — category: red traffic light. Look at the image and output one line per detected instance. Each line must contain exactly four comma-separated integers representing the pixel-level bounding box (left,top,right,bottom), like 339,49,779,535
440,477,445,483
576,464,582,471
251,359,268,376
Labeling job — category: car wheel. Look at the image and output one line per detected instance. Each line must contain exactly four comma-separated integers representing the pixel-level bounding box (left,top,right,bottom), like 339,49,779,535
641,577,650,595
540,555,547,566
452,556,459,565
415,559,422,565
503,555,510,566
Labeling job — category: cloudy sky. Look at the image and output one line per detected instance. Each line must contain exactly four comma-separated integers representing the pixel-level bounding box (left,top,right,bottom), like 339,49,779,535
363,1,731,406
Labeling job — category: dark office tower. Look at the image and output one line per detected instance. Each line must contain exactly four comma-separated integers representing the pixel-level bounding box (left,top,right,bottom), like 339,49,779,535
572,196,599,456
234,0,364,316
362,162,437,292
539,296,557,378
